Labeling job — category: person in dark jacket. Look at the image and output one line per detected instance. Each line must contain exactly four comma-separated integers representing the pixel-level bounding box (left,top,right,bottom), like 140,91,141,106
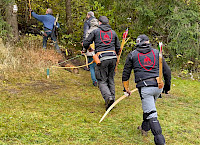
30,8,61,53
122,34,171,145
82,11,95,42
83,16,121,110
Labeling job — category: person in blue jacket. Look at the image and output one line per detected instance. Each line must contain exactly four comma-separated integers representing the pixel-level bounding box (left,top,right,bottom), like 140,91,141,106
30,8,61,53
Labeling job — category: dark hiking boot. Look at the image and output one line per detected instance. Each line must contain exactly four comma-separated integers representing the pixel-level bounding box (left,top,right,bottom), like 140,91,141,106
105,98,114,110
83,67,90,71
137,126,148,136
86,67,90,71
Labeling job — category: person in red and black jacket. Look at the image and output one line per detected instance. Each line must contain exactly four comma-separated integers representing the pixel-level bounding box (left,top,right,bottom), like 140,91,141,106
83,16,120,110
122,34,171,145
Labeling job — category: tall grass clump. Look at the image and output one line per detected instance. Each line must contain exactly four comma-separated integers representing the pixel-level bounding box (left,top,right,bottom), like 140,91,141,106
0,35,63,82
0,38,20,80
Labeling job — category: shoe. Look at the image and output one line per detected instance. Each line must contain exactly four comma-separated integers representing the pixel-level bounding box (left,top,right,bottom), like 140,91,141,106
105,98,114,110
158,94,162,98
84,67,90,71
137,126,148,136
93,81,97,87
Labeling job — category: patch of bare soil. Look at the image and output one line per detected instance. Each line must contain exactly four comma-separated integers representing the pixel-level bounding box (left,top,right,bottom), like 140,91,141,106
57,49,89,73
22,80,68,93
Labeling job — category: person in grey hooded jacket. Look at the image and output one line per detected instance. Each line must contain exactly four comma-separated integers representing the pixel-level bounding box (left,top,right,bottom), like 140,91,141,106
82,18,99,86
82,11,95,42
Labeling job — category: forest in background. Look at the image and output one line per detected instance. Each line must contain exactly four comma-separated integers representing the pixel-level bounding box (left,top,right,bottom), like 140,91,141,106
0,0,200,74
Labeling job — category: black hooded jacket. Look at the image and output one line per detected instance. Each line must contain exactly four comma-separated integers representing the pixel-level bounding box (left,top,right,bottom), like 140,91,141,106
122,43,171,93
83,24,120,56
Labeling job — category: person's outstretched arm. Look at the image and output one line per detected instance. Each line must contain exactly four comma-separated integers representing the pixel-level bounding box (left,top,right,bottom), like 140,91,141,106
31,11,46,23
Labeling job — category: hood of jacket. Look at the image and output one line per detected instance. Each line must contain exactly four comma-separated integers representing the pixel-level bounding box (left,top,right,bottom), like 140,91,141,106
90,18,99,28
136,43,152,54
98,24,111,31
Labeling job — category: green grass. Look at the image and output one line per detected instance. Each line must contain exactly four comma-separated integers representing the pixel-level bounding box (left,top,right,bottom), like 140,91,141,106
0,37,199,144
0,66,199,145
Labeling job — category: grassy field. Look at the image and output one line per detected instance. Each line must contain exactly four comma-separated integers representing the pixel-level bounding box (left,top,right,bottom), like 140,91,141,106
0,39,200,144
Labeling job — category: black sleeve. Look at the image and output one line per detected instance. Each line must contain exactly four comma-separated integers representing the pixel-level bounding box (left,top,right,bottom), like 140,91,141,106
122,53,133,81
115,33,121,55
83,21,89,41
83,31,95,50
162,58,171,93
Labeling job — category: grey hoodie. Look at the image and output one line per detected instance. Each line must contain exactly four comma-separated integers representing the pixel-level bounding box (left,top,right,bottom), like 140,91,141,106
84,18,99,56
86,18,99,38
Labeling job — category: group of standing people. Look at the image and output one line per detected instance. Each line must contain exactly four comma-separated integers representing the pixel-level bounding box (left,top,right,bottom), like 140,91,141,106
31,8,171,145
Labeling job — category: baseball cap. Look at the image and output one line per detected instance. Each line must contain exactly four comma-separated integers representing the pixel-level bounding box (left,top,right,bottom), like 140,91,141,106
87,11,94,17
99,16,109,24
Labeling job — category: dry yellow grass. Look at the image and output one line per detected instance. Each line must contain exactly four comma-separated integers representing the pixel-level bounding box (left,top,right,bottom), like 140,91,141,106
0,36,64,81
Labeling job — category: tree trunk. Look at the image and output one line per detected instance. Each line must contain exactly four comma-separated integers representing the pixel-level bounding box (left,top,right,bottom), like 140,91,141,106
65,0,72,34
5,0,19,42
